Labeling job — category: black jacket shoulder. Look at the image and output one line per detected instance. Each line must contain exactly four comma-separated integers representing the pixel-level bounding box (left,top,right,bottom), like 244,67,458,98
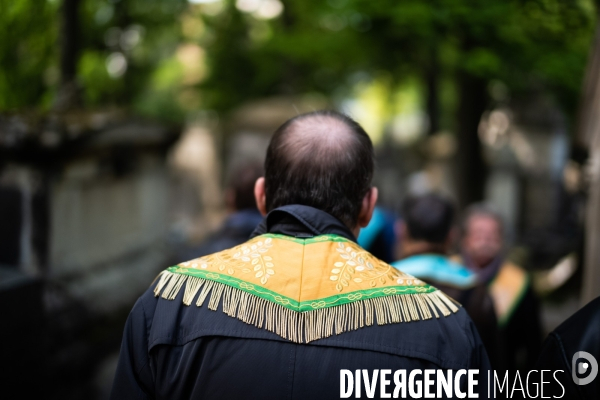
535,296,600,399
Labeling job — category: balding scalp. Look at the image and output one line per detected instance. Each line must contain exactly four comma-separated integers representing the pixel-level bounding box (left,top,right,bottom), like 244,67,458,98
264,111,374,228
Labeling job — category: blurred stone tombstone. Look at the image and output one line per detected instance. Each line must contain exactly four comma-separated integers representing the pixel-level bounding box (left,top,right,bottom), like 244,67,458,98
478,109,519,242
226,94,329,172
405,132,458,201
0,111,181,396
228,132,269,170
479,101,569,247
169,120,224,244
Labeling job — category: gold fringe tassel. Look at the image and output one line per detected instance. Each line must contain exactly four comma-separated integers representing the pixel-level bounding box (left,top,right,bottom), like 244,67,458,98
153,271,460,343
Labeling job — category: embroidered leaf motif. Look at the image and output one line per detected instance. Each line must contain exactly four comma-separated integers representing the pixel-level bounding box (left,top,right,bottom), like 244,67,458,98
187,237,275,280
230,239,275,283
176,236,425,299
332,242,407,293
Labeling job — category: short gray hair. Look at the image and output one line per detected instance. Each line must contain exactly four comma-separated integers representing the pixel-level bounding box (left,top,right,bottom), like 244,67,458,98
461,203,504,236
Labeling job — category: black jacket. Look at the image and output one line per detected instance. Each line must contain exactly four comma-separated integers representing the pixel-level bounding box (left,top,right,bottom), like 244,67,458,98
178,209,263,260
535,295,600,399
435,282,500,370
111,205,492,399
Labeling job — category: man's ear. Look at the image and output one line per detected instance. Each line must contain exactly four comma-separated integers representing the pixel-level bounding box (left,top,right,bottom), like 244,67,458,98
254,177,268,216
357,187,378,228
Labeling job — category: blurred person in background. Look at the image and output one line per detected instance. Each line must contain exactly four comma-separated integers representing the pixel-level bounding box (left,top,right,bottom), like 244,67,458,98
392,193,500,368
357,206,398,263
458,204,542,371
111,111,491,399
179,162,264,260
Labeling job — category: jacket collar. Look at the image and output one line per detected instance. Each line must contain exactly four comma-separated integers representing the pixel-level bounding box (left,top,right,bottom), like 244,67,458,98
250,204,357,242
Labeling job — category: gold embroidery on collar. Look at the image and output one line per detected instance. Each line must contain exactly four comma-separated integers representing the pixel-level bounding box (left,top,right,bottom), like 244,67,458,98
155,234,459,343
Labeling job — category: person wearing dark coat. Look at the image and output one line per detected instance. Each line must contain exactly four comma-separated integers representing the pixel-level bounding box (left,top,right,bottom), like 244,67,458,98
458,204,542,372
111,111,492,400
392,194,500,370
535,296,600,399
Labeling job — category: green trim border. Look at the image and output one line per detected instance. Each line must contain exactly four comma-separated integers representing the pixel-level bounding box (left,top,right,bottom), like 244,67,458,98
258,233,351,245
167,266,437,312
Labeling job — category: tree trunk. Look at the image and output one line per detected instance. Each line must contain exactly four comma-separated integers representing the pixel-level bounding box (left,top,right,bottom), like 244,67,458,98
455,70,488,208
425,44,440,136
55,0,81,110
577,15,600,306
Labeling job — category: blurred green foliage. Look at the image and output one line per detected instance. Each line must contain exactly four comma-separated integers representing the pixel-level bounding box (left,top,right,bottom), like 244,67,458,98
0,0,58,110
200,0,596,123
0,0,596,126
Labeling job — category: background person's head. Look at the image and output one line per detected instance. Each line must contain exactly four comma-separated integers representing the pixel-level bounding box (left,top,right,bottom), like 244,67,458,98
225,161,263,212
461,204,504,268
399,193,455,257
253,110,378,235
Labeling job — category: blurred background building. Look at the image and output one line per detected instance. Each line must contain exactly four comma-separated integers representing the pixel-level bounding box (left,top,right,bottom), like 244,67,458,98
1,0,600,398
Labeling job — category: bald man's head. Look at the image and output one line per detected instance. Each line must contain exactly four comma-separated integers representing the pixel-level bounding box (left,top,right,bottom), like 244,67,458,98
264,110,374,228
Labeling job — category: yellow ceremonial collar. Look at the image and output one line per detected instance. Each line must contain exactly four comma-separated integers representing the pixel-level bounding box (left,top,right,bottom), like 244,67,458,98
155,233,458,342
